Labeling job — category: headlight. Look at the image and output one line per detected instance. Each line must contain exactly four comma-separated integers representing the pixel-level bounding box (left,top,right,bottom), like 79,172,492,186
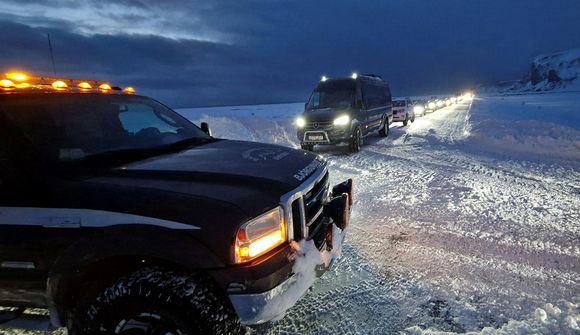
333,114,350,126
428,102,436,109
414,105,424,113
296,117,306,128
235,207,286,263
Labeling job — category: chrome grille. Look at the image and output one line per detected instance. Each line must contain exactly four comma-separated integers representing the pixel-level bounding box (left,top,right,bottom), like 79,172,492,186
280,165,329,246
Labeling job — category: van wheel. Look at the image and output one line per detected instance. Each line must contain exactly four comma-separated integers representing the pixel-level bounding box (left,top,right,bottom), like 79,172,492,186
403,116,408,127
71,268,242,335
349,128,362,153
301,144,314,151
411,114,415,122
378,118,389,137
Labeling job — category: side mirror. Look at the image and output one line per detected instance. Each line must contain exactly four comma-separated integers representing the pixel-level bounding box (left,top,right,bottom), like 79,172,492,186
304,102,308,110
200,122,212,137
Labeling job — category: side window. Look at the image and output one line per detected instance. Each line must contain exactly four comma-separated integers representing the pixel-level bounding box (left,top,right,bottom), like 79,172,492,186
118,104,181,134
308,91,320,109
361,83,371,109
385,84,392,103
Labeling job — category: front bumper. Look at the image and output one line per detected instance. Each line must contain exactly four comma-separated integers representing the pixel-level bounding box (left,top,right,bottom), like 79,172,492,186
228,176,352,325
298,126,351,145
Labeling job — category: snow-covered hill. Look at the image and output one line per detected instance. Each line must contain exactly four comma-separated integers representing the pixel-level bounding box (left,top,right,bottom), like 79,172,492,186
480,49,580,93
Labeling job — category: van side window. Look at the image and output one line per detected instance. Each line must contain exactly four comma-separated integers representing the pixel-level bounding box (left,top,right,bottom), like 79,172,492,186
385,84,392,103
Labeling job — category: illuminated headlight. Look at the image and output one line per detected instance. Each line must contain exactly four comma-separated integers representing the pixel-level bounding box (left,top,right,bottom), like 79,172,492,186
333,114,350,126
436,100,444,107
235,207,286,263
428,102,436,109
414,105,425,114
296,117,306,128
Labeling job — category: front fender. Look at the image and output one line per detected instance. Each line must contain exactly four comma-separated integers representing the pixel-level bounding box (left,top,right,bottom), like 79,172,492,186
47,224,224,327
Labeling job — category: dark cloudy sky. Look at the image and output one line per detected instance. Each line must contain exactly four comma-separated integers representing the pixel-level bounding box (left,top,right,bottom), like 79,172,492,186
1,0,579,108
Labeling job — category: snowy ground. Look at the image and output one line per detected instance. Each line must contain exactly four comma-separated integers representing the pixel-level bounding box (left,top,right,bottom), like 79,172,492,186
6,93,579,334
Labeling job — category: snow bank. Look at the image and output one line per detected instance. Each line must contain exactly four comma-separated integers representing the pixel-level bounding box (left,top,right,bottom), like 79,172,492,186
464,93,580,162
178,103,303,148
405,300,579,335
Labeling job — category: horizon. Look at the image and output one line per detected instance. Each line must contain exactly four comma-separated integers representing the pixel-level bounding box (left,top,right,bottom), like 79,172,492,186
1,0,579,108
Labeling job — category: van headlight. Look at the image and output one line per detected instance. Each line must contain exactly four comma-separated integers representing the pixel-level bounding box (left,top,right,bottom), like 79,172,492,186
333,115,350,126
414,105,424,114
296,117,306,128
235,207,287,263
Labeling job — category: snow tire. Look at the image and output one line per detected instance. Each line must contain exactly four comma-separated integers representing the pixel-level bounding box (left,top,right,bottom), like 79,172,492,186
70,267,242,335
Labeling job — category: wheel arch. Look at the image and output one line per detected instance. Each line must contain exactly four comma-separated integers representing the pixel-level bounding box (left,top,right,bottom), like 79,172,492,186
47,225,225,327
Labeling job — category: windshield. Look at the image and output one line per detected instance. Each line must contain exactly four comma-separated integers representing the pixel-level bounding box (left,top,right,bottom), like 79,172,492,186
393,100,406,107
307,80,355,110
1,94,210,163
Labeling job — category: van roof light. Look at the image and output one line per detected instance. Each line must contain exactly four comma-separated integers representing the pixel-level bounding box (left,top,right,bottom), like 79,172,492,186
351,72,358,79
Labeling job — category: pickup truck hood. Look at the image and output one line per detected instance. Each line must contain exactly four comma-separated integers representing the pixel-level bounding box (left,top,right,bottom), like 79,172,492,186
90,140,324,218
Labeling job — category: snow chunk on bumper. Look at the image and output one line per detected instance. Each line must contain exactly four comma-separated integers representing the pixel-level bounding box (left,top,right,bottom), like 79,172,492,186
229,226,346,325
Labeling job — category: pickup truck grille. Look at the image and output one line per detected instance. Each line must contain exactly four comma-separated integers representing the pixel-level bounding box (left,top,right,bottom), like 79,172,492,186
290,171,329,248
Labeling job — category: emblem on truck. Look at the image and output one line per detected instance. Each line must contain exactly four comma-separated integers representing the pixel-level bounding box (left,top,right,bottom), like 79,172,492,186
242,147,290,162
293,160,320,181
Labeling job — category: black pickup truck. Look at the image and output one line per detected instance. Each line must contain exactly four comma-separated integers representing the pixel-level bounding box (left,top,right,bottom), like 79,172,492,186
0,73,352,334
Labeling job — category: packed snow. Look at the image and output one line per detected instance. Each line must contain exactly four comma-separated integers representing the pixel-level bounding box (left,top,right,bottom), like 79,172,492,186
180,93,580,334
7,92,579,334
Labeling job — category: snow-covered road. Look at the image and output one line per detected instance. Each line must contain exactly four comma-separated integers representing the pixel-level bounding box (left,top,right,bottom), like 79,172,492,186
9,94,579,334
238,99,579,334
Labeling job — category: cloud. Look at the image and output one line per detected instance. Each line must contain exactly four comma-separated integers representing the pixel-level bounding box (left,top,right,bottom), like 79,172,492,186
1,0,579,107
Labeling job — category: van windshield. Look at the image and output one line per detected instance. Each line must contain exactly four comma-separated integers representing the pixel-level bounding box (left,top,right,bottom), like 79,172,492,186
393,100,406,107
307,80,355,110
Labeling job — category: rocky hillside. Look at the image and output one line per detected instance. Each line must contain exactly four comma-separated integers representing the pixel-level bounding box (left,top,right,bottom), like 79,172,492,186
480,49,580,93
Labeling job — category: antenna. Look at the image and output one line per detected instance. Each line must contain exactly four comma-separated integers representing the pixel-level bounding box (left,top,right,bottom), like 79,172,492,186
47,34,57,76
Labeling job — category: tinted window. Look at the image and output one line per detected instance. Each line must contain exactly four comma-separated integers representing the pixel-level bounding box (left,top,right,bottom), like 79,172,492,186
393,100,406,107
364,84,387,109
1,94,209,162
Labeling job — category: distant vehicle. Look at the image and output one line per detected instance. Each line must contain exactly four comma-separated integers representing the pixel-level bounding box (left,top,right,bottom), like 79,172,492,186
0,71,352,334
413,100,427,116
426,99,438,112
296,73,393,153
392,98,415,126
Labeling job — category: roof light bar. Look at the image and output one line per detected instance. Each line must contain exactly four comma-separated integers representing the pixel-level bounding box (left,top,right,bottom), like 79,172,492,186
5,72,28,82
77,82,92,90
51,81,68,90
351,72,358,79
2,70,136,95
98,83,112,91
0,79,15,88
321,75,328,82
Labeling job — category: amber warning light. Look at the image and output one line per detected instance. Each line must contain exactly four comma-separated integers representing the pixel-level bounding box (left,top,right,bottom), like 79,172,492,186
1,70,136,95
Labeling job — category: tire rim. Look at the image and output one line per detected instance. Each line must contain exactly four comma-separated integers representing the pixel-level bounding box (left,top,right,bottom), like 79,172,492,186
114,312,185,335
